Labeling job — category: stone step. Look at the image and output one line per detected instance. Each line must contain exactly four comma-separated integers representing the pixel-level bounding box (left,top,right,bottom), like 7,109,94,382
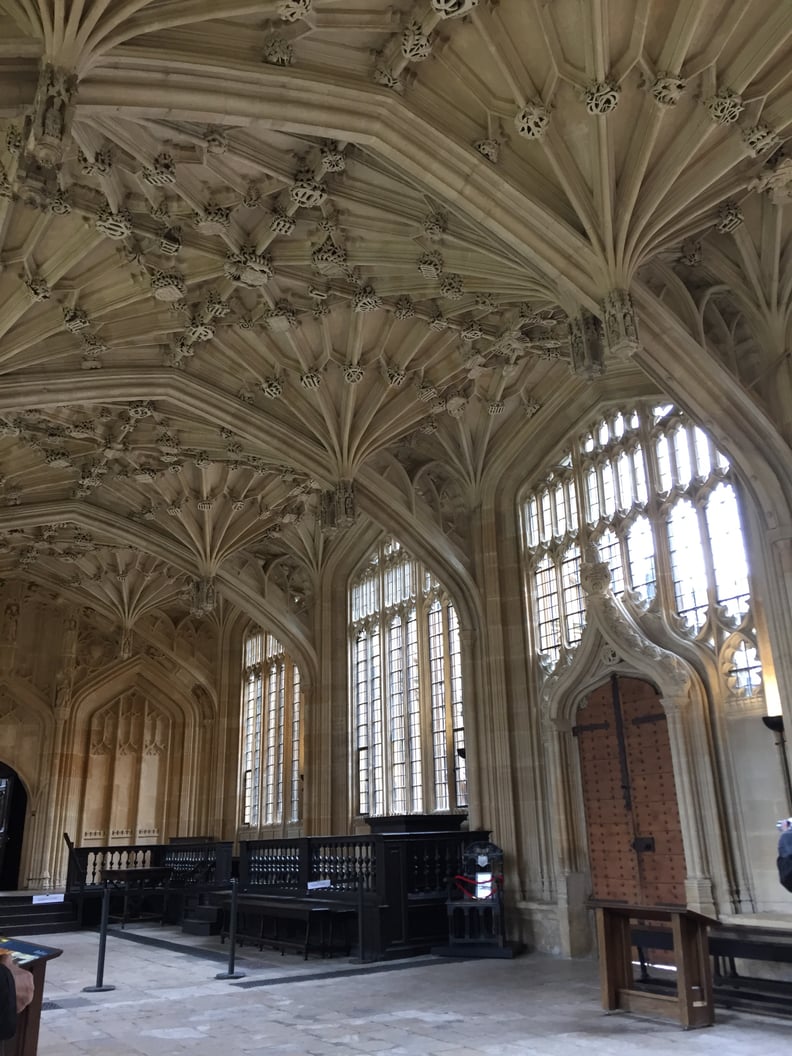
2,920,81,936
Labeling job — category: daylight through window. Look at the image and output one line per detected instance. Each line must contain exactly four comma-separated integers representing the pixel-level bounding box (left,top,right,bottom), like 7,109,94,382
350,539,466,817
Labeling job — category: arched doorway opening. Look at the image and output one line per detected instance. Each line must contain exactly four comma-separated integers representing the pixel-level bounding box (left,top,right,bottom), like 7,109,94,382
575,674,686,907
0,763,27,890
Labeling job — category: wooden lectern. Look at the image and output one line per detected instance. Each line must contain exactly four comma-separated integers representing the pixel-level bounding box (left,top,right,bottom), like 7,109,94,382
0,938,63,1056
589,901,715,1030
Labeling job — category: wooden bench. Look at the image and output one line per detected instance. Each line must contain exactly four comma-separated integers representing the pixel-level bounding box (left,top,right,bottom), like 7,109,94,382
631,919,792,1016
218,894,356,960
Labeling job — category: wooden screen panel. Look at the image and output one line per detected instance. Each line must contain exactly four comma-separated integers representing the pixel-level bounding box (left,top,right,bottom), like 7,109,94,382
619,677,686,907
576,682,641,904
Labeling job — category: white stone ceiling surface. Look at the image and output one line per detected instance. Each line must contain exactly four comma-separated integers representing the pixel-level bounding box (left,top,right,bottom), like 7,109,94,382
0,0,789,645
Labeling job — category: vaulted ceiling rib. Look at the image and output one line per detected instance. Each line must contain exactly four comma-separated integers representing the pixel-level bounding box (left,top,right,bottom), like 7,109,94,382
0,0,788,657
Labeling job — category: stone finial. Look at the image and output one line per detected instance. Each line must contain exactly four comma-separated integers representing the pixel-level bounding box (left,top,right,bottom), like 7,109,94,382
263,35,294,66
703,87,743,125
142,153,176,186
601,289,639,359
353,285,382,312
678,239,703,267
418,251,444,279
423,211,447,240
289,166,327,208
374,64,403,92
580,547,612,596
568,309,604,378
27,64,77,168
514,101,550,139
716,200,743,233
270,208,296,234
584,80,620,115
402,21,432,61
394,296,415,319
150,270,186,302
742,123,781,158
320,479,357,533
311,237,347,273
189,578,216,617
431,0,478,17
343,364,364,384
751,152,792,205
648,73,686,106
278,0,311,20
439,273,464,300
96,205,133,240
474,138,499,162
224,247,273,287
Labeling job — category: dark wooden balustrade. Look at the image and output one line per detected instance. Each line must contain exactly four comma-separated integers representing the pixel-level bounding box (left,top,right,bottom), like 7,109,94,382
63,833,233,925
238,829,488,960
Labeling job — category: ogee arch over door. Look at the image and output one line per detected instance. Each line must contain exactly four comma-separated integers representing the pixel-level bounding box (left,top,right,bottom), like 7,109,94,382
575,675,686,907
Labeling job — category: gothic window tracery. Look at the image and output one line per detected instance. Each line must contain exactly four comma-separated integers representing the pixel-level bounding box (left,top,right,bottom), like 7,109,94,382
349,539,466,817
240,630,301,829
521,403,762,706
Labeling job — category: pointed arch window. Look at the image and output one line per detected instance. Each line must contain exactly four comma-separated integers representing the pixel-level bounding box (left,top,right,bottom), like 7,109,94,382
350,539,466,817
520,403,762,703
240,630,302,829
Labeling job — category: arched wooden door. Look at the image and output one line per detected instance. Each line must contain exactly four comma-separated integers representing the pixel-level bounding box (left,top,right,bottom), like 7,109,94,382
575,675,686,907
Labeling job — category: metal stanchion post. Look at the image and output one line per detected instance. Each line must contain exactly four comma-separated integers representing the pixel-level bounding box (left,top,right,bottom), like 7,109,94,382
83,883,116,992
215,878,245,980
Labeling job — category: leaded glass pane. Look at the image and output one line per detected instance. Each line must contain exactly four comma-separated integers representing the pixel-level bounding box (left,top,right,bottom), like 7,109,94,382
693,427,712,478
567,478,579,532
656,433,673,491
601,461,616,517
527,496,540,546
617,450,633,509
241,631,300,829
596,528,624,595
668,499,709,632
585,465,600,523
633,445,648,504
672,426,692,487
728,638,762,695
541,490,552,541
554,481,567,536
388,616,406,814
428,602,449,812
448,606,467,807
707,482,750,621
535,556,561,663
626,515,656,601
290,667,301,823
350,540,463,817
561,545,585,646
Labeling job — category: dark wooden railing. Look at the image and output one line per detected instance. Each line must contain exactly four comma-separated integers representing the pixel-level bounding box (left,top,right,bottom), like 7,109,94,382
63,833,233,904
238,829,488,960
64,837,233,891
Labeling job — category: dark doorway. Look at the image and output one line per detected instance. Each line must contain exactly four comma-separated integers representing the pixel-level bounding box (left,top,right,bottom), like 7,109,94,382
575,674,686,907
0,763,27,890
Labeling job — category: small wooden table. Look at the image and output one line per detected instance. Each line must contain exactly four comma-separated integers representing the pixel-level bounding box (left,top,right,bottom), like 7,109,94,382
590,901,715,1030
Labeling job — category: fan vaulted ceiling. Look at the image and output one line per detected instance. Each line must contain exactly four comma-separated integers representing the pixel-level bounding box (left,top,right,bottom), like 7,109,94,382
0,0,790,648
